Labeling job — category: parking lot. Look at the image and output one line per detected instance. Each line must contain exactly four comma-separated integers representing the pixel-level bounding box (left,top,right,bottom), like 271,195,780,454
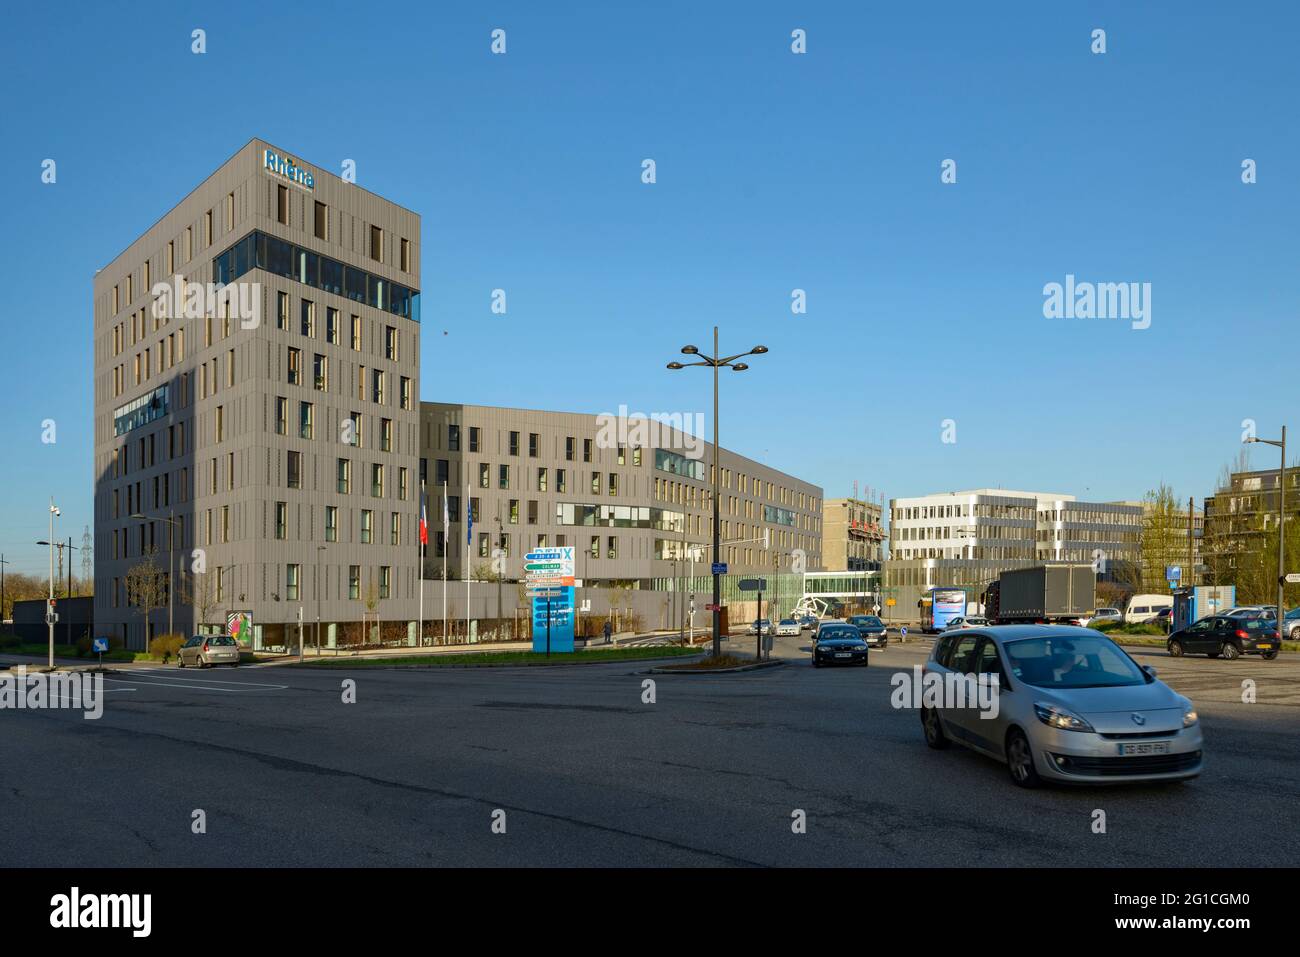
1,636,1297,867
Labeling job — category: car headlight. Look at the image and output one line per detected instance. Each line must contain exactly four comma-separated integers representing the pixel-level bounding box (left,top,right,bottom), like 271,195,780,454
856,645,869,651
1182,709,1199,727
1034,702,1094,732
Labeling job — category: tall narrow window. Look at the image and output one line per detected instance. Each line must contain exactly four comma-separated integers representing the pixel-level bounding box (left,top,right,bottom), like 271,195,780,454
314,201,327,240
369,224,382,262
400,237,411,272
277,184,289,225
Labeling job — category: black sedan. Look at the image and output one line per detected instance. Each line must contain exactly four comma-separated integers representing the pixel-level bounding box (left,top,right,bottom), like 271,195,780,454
1168,615,1280,661
812,624,870,667
847,614,888,648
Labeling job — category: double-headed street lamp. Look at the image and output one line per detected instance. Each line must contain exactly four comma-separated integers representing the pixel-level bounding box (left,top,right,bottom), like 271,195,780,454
667,327,768,658
1245,426,1287,643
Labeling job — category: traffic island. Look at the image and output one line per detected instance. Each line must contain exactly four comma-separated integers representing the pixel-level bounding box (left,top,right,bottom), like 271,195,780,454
289,646,704,669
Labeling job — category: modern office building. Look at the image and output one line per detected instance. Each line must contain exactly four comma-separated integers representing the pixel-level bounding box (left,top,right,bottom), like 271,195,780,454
884,488,1141,616
93,139,422,649
418,402,824,630
822,496,885,571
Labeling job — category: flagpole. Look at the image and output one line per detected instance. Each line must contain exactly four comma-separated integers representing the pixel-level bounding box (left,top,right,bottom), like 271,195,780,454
442,479,448,645
418,480,425,647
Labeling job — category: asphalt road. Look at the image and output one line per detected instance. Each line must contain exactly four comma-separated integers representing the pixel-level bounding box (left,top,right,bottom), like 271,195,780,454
2,632,1298,867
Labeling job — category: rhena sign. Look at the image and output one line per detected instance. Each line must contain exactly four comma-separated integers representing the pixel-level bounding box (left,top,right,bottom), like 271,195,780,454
263,149,314,189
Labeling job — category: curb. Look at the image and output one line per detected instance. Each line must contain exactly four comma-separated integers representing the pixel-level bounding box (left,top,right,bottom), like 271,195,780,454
644,658,787,675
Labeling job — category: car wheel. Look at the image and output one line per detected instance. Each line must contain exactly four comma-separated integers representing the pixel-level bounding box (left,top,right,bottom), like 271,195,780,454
198,655,207,668
1262,648,1280,660
1221,642,1241,661
177,655,186,668
1289,625,1300,642
1168,640,1184,658
879,639,888,649
921,706,950,750
812,657,820,668
1005,728,1042,789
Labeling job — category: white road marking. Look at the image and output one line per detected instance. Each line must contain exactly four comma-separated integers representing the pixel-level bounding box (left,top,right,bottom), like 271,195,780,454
104,672,288,692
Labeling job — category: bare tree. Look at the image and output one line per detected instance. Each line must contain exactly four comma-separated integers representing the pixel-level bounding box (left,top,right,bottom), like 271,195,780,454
183,570,218,633
124,549,168,645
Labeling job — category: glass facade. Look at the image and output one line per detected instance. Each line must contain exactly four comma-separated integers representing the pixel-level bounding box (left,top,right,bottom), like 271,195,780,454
213,230,420,322
654,448,705,481
555,502,684,531
113,385,169,437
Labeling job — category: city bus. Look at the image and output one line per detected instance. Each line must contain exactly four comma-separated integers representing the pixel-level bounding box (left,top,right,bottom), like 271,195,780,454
920,587,967,633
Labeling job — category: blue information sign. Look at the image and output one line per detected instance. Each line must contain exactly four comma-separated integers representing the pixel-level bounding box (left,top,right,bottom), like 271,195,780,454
531,586,575,653
712,562,728,575
92,637,109,653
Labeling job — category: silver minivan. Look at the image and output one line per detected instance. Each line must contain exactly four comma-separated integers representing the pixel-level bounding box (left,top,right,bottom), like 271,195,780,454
920,625,1203,788
177,634,241,668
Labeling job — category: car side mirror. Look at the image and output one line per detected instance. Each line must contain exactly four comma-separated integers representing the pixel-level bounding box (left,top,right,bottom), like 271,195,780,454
1142,664,1157,678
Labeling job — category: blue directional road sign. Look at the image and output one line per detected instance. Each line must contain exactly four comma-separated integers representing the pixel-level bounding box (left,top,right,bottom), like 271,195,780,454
712,562,727,575
92,637,109,653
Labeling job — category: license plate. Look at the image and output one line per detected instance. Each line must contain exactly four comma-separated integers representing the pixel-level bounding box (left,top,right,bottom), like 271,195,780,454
1257,644,1273,650
1119,741,1170,756
835,653,851,658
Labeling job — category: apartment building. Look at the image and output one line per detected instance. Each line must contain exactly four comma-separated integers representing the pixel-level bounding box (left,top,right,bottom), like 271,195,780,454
93,140,421,649
1203,466,1300,586
822,497,885,571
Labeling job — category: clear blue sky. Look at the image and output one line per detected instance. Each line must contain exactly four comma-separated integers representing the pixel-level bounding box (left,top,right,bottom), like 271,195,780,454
1,1,1296,576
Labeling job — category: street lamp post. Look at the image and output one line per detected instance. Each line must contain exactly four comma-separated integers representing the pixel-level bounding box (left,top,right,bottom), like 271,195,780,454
1246,426,1287,643
46,500,59,668
132,510,180,638
316,544,326,656
496,518,505,638
667,328,768,658
0,554,9,636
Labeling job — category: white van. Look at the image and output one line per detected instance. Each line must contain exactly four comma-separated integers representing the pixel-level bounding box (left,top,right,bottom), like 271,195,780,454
1125,594,1173,624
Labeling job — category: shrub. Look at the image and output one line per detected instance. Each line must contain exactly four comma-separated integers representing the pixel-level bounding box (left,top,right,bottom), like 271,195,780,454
148,633,186,661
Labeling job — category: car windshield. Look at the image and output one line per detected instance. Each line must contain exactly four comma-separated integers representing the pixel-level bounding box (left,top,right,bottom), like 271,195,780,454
855,617,883,627
819,627,857,640
1003,635,1147,688
779,619,796,626
1235,619,1270,632
209,636,237,646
